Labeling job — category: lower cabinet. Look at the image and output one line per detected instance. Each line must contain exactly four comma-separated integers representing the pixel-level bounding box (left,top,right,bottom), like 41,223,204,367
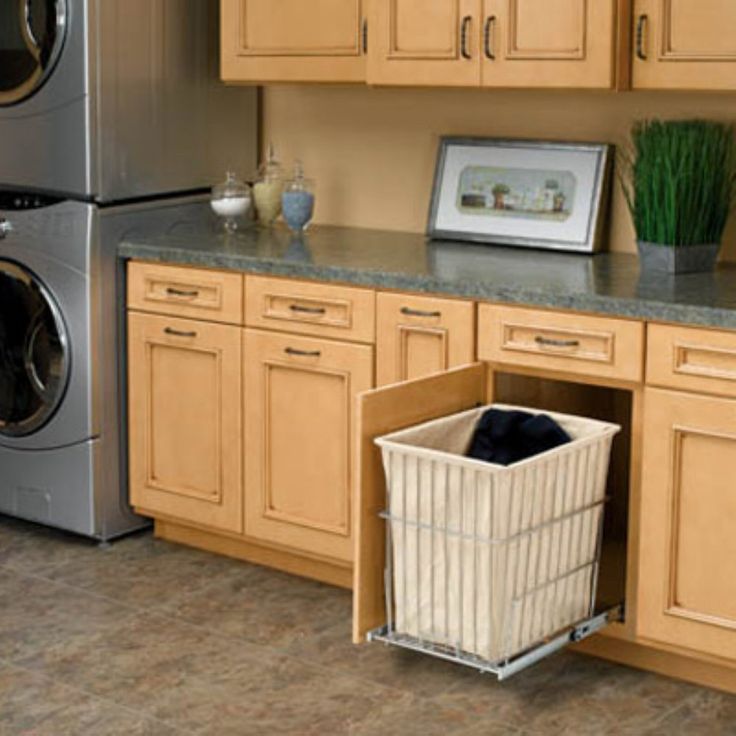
128,311,243,533
243,328,374,562
638,388,736,661
376,293,475,386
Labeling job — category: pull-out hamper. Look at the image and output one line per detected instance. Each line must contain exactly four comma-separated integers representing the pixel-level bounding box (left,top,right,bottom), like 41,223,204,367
375,404,620,667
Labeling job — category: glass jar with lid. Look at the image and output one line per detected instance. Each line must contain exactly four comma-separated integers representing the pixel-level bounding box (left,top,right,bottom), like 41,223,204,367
211,171,251,233
282,160,315,233
253,143,284,227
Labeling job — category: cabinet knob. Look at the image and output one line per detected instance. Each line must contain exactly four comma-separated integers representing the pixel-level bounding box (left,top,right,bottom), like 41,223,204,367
635,14,649,61
460,15,473,60
362,18,368,55
484,16,496,60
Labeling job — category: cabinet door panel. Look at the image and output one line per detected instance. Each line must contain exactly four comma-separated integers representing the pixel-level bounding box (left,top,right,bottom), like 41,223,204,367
638,388,736,660
633,0,736,89
221,0,366,83
128,312,242,533
376,293,475,386
244,329,373,562
482,0,616,87
368,0,481,86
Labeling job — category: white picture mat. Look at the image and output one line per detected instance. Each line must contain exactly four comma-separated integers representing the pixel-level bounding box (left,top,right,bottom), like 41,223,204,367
434,144,602,246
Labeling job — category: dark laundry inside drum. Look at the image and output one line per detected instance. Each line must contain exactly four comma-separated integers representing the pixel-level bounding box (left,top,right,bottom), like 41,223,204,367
466,408,572,466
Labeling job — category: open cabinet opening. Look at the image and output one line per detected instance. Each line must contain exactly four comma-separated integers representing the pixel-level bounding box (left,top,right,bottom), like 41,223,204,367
492,372,632,615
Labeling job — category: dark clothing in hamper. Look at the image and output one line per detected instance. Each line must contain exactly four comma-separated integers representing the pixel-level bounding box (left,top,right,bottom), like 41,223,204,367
466,409,572,466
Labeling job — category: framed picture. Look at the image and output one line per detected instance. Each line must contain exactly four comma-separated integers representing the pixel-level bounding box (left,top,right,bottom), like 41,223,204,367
427,137,612,253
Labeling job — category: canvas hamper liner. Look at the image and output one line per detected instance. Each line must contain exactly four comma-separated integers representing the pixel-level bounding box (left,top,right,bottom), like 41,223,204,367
376,404,620,664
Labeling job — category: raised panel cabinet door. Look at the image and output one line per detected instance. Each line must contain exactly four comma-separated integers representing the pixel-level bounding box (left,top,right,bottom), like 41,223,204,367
244,329,374,562
368,0,482,86
633,0,736,90
638,388,736,661
376,293,475,386
221,0,367,83
481,0,616,87
128,312,243,533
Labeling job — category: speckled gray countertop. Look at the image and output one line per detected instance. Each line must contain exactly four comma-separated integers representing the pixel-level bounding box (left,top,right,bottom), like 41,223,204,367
119,224,736,330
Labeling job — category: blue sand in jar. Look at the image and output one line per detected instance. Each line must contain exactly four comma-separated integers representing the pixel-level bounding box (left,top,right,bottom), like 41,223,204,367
282,191,314,231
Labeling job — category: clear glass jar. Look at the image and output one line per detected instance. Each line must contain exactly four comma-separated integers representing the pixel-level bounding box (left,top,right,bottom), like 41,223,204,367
211,171,251,233
253,143,284,227
281,160,315,233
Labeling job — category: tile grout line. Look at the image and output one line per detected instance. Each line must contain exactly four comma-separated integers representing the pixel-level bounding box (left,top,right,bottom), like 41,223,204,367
0,654,196,736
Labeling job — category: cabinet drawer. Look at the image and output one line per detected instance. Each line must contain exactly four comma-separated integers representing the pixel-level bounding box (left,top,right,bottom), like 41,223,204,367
376,292,475,386
128,262,243,325
245,275,375,343
647,324,736,398
478,305,644,383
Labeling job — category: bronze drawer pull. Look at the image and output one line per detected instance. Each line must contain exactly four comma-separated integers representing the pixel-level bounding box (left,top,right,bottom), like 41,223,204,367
362,18,368,54
164,327,197,338
401,306,442,318
289,304,327,315
535,335,580,349
635,14,648,61
166,286,199,298
460,15,473,60
285,347,322,358
484,15,496,60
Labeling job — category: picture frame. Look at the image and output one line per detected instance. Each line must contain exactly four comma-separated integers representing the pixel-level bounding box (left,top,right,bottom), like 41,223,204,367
427,137,612,253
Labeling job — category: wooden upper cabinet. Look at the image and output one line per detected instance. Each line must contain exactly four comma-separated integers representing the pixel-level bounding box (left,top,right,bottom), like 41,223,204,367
244,329,374,562
221,0,367,83
632,0,736,90
376,292,475,386
128,312,243,533
481,0,618,88
367,0,482,86
638,388,736,661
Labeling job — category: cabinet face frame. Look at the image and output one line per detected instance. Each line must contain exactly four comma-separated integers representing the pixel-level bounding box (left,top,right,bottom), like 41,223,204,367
632,0,736,90
128,312,243,533
221,0,367,83
638,388,736,661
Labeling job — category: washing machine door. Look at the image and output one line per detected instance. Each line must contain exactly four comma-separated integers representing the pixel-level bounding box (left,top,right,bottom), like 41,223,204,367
0,0,67,106
0,260,69,437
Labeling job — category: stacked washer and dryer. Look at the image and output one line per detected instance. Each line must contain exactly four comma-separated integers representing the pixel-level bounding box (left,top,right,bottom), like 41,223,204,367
0,0,257,540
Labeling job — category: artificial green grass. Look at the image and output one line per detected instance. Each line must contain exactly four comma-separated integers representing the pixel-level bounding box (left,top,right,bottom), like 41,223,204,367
621,119,736,247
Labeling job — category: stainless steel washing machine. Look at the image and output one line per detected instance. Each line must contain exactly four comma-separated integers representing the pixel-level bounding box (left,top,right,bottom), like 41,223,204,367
0,0,257,201
0,194,216,539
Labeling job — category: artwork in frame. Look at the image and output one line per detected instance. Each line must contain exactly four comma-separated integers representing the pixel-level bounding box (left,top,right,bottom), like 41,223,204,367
427,138,612,253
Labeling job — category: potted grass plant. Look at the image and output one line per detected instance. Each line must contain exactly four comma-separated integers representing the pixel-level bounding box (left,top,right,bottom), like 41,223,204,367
621,119,736,274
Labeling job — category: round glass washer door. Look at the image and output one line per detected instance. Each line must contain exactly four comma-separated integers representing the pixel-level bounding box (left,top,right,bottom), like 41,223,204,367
0,260,70,437
0,0,68,106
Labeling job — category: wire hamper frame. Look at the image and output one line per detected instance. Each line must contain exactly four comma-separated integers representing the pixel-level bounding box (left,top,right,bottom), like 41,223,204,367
368,404,624,680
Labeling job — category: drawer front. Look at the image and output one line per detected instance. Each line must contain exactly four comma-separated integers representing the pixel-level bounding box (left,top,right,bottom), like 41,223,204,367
478,305,644,383
245,275,375,343
128,262,243,325
647,323,736,398
376,292,475,386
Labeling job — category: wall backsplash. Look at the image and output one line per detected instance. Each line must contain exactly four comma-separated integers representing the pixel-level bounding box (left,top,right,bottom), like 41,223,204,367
263,86,736,261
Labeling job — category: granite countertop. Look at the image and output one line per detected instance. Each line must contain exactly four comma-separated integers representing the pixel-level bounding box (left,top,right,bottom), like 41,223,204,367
119,223,736,330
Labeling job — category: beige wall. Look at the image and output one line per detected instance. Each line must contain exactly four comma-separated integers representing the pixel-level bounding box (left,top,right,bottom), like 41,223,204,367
263,86,736,259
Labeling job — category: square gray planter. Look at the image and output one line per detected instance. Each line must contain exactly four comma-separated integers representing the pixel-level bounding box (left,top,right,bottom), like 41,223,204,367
637,241,721,275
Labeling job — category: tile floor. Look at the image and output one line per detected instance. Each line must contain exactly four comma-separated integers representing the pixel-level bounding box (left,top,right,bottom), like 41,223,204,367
1,513,735,736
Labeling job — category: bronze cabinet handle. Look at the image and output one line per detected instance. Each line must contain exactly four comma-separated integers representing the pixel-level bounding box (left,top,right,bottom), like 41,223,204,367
535,335,580,349
484,15,496,60
460,15,473,60
289,304,327,315
635,14,648,60
362,18,368,54
285,347,322,358
401,306,442,318
166,286,200,298
164,327,197,338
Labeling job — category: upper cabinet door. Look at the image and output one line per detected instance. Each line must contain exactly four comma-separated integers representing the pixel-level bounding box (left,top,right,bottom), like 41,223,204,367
221,0,367,83
367,0,482,86
632,0,736,90
638,388,736,661
481,0,617,88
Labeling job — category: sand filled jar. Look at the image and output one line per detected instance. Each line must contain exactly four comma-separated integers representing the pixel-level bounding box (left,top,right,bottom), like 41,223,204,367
253,144,284,227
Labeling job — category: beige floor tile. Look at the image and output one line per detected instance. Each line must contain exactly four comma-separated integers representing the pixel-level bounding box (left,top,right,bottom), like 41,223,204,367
642,690,736,736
